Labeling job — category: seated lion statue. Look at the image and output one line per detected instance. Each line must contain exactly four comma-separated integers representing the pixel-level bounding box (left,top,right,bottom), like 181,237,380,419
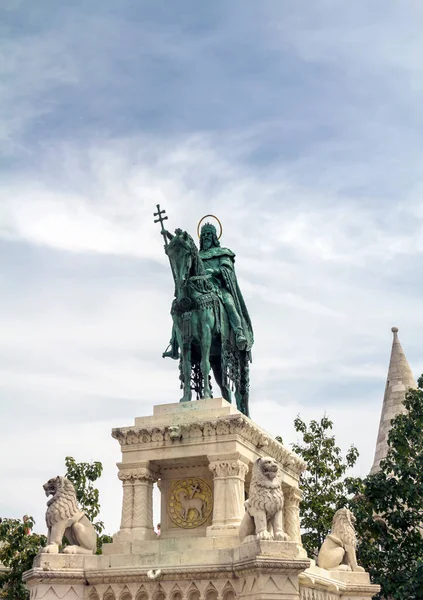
317,508,365,572
239,457,289,542
41,476,97,555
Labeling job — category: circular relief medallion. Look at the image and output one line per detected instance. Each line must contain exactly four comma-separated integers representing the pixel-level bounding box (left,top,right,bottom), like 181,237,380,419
168,478,213,529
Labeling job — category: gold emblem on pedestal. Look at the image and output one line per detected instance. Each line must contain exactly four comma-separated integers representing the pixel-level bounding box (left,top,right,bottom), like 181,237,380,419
168,478,213,528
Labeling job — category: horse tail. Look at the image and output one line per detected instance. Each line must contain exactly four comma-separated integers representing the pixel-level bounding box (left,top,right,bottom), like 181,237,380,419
238,351,250,418
214,297,221,334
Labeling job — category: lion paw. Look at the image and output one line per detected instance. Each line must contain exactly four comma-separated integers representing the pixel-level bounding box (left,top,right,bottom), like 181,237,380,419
256,530,273,540
41,544,59,554
63,545,93,555
354,566,365,572
274,532,290,541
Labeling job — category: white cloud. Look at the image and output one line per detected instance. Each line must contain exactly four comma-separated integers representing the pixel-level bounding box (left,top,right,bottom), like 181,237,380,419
0,29,79,149
2,1,423,538
1,131,422,535
2,135,423,267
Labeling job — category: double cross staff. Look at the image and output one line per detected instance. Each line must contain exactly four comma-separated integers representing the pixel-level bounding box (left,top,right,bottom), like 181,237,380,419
153,204,176,285
153,204,169,246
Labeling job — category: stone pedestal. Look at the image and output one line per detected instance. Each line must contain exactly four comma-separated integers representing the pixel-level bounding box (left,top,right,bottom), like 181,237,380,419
111,398,305,545
24,398,380,600
24,541,379,600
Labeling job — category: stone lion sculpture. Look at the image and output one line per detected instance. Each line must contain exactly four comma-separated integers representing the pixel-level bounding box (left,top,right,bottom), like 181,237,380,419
317,508,365,572
41,476,97,554
239,457,289,542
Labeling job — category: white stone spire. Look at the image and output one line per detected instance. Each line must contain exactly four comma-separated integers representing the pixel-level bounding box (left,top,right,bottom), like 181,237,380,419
370,327,417,475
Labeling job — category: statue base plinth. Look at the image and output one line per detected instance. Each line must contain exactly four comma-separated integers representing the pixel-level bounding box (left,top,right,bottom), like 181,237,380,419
234,539,308,560
300,561,376,597
24,398,379,600
109,397,307,545
25,543,379,600
328,569,372,585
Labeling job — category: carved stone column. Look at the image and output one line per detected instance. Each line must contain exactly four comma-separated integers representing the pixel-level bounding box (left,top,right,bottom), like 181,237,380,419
208,457,249,532
283,486,302,543
132,466,158,540
208,461,227,530
224,461,248,527
118,471,134,535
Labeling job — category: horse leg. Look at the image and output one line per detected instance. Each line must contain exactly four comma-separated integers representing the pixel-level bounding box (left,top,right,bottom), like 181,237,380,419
175,324,192,403
180,343,192,402
211,358,231,403
200,329,212,399
180,343,193,402
200,310,213,399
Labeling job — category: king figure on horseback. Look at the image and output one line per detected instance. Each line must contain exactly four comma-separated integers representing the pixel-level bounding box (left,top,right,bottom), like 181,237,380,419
154,206,253,417
163,222,253,360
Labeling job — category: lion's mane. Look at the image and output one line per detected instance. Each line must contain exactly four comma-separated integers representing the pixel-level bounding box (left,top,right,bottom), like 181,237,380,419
331,508,357,547
248,457,284,517
45,476,79,528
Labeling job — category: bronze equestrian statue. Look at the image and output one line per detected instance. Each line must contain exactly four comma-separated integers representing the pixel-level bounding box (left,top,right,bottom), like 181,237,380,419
154,206,253,417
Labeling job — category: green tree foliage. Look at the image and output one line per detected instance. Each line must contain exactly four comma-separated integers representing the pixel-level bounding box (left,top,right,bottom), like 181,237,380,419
64,456,104,532
347,378,423,600
278,415,358,558
0,517,46,600
64,456,112,553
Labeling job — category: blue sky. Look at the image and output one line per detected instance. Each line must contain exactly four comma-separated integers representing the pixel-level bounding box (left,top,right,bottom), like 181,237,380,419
1,0,423,534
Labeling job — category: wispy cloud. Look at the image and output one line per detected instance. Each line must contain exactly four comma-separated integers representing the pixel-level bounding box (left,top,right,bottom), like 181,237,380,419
1,1,423,533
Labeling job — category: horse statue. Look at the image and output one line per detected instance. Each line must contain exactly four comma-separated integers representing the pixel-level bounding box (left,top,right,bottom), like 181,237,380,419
154,208,253,417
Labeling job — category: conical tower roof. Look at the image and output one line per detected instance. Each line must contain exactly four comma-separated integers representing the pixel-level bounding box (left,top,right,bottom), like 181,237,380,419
370,327,417,475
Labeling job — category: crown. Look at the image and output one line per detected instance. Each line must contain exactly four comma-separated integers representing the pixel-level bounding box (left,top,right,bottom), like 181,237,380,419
197,214,222,239
200,222,217,236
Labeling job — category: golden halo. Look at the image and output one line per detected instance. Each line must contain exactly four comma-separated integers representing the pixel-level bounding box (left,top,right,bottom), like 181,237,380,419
197,214,223,239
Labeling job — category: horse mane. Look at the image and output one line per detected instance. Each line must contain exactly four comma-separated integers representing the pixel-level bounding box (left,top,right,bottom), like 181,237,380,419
190,241,205,276
177,230,205,276
168,229,206,280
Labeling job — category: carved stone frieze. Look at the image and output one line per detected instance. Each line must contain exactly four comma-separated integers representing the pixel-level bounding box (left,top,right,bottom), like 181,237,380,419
203,422,217,437
112,415,305,477
300,589,334,600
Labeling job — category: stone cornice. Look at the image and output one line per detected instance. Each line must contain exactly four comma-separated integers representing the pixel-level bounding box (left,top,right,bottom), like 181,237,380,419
23,563,380,595
24,566,235,585
22,568,85,583
112,414,305,478
233,557,310,575
24,560,309,585
298,571,381,595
